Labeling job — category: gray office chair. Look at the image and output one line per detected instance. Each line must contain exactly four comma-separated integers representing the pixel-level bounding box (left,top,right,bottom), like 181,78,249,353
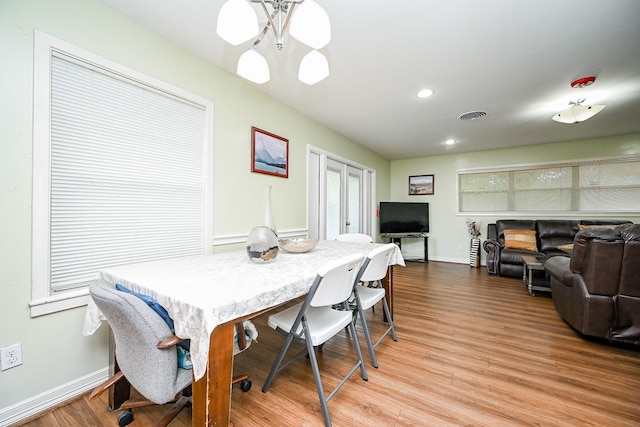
262,254,368,427
88,279,251,427
351,243,398,368
335,233,373,243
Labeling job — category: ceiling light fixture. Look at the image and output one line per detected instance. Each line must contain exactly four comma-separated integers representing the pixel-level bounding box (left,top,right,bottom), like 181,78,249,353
552,99,606,124
417,89,434,98
217,0,331,85
552,76,606,124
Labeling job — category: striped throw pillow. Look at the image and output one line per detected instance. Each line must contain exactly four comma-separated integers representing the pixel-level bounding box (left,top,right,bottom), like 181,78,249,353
503,229,538,252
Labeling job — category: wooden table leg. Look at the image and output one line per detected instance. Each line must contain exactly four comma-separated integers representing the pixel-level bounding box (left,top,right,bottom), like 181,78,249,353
108,330,130,410
192,321,235,426
381,265,394,322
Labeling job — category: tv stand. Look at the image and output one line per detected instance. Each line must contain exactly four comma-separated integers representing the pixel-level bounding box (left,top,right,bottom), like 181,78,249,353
386,234,428,263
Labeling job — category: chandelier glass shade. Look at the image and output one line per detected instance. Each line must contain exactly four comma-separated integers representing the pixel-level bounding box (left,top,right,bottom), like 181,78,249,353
298,50,329,85
216,0,260,46
552,100,606,124
237,48,270,84
217,0,331,85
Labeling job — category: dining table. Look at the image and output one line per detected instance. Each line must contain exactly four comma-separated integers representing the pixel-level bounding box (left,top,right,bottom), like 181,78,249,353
83,239,405,426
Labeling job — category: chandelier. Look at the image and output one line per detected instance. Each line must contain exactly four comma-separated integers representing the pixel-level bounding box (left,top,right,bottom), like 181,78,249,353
552,76,606,124
216,0,331,85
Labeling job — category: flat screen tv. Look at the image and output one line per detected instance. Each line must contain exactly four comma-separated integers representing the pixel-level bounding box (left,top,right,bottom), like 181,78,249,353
379,202,429,235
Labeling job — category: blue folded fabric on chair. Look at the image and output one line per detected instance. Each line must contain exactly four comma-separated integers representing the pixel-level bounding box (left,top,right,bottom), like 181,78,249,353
115,283,174,330
115,284,192,368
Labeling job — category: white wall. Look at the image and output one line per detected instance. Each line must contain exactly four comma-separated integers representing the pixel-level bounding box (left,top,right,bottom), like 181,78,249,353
0,0,390,422
390,133,640,262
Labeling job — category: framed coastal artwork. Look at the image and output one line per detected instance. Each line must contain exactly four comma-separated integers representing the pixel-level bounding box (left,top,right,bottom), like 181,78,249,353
409,174,434,195
251,126,289,178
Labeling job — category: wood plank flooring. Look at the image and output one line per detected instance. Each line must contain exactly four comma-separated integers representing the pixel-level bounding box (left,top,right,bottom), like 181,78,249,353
16,261,640,426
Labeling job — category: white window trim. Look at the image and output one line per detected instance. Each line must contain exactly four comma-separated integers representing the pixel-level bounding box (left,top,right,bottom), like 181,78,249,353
31,32,214,316
457,155,640,217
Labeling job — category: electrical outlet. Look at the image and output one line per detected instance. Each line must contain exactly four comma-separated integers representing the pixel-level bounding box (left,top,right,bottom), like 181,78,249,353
1,343,23,371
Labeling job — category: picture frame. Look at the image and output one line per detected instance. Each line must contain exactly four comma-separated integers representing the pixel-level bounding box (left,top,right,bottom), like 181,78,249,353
409,174,434,195
251,126,289,178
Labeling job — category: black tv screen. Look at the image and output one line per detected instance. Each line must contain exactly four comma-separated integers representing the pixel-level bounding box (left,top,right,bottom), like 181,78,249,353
379,202,429,234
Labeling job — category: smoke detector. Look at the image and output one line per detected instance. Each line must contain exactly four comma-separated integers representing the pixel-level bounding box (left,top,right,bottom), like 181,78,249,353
570,76,597,88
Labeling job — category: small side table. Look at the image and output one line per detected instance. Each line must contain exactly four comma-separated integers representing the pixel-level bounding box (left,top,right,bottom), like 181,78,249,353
521,255,549,296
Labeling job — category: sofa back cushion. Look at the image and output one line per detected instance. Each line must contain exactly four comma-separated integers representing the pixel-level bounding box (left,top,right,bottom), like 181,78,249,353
579,219,633,226
536,220,579,252
571,228,624,296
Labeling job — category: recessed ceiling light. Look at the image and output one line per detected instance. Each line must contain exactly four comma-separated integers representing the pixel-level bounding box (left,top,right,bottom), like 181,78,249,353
445,139,456,145
417,89,434,98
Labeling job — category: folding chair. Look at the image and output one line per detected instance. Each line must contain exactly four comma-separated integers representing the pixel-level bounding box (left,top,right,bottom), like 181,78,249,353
352,243,398,368
261,254,367,427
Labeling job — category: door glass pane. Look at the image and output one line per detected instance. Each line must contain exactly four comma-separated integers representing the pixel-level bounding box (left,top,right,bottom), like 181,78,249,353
326,168,341,240
348,172,361,233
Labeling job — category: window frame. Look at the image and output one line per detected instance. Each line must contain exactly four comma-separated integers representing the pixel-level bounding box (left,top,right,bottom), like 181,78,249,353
31,32,214,316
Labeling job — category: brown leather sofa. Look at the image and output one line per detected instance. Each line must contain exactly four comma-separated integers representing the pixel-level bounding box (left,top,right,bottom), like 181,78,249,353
482,219,632,279
544,224,640,345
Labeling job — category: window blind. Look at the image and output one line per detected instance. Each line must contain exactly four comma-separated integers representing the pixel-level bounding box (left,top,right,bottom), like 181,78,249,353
459,158,640,214
49,52,207,292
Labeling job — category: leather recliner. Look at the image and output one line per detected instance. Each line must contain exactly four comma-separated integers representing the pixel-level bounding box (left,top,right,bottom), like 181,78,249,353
544,224,640,345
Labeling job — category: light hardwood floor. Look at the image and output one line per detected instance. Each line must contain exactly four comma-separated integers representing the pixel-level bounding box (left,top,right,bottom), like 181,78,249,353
17,261,640,426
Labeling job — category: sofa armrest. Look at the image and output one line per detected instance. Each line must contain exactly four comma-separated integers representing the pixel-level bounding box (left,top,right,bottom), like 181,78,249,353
544,256,572,284
483,239,501,275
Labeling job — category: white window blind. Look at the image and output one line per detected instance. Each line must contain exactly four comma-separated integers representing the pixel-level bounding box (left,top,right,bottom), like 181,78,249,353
459,158,640,214
49,51,207,292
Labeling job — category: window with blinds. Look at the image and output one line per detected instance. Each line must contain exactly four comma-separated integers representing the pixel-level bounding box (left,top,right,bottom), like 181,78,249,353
458,158,640,213
33,33,213,307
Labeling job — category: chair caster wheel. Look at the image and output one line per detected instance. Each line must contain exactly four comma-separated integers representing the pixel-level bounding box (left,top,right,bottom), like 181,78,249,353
117,409,134,426
240,379,252,392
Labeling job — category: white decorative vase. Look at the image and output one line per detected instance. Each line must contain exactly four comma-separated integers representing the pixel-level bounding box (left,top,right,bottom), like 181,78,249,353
246,226,279,263
262,185,277,236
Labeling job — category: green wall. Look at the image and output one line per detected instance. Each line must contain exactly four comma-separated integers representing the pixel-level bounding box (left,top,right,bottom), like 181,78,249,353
0,0,389,417
2,0,639,422
390,133,640,261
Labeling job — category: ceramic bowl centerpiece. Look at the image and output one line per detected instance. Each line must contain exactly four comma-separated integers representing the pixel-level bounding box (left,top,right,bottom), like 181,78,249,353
246,226,279,263
278,238,319,253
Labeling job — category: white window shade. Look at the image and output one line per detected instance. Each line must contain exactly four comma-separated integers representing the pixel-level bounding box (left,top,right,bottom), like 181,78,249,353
49,52,207,292
459,158,640,214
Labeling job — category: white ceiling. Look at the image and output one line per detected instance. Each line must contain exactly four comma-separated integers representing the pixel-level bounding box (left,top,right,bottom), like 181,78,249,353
98,0,640,160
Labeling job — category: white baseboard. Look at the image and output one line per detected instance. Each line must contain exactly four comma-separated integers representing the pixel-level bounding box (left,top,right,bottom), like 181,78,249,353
0,368,108,427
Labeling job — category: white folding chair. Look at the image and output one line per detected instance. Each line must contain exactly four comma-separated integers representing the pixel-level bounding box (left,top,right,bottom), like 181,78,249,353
262,254,367,427
352,243,398,368
335,233,373,243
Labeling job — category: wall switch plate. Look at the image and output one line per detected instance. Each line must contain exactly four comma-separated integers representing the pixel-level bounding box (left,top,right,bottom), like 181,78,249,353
1,343,23,371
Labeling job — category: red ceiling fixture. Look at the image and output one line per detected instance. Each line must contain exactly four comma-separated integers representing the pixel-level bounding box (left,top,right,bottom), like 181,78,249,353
570,76,597,88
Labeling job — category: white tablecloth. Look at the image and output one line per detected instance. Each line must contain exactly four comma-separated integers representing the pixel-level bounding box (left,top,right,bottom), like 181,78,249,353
83,240,404,381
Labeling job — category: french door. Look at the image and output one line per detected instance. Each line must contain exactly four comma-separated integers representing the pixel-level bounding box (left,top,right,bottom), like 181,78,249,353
308,147,375,240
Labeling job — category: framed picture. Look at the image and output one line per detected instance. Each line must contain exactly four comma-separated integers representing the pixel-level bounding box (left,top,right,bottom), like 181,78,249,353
251,126,289,178
409,174,434,195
